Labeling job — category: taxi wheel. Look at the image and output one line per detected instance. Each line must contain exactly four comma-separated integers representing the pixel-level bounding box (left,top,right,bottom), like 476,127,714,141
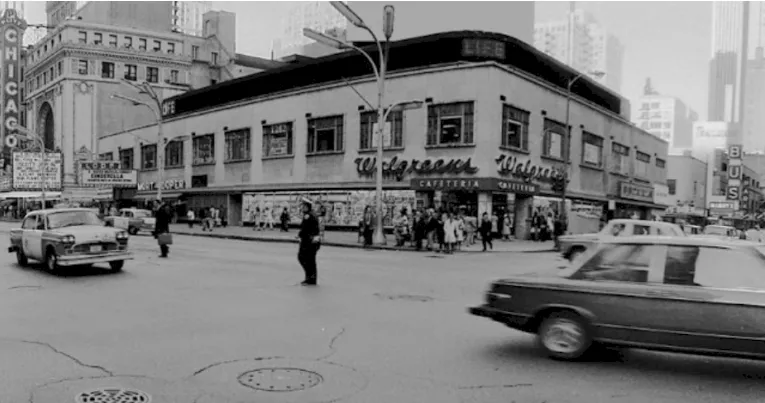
15,250,28,266
45,249,59,273
109,260,124,272
537,311,592,361
128,227,139,235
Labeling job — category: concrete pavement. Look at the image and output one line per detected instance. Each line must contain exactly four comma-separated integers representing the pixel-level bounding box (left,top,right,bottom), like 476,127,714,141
168,223,557,253
0,235,762,402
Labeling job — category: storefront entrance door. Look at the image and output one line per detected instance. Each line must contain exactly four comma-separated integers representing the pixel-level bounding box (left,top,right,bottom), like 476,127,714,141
441,191,478,217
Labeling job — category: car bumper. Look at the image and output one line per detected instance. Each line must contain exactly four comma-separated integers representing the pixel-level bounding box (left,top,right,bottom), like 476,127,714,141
468,305,530,331
58,252,134,267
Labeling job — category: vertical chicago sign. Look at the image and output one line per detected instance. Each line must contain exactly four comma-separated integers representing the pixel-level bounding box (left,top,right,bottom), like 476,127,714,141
0,9,26,161
726,144,742,207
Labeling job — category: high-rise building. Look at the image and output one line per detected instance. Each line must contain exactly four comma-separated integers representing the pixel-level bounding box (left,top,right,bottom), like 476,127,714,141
172,1,212,36
275,1,347,59
633,94,695,149
708,1,750,124
743,47,765,151
534,9,623,93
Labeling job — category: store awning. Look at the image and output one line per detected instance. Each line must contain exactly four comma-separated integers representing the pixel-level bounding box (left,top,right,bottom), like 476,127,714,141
0,191,62,199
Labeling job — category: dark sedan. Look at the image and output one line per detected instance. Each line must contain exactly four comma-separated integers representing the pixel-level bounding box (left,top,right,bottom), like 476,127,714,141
469,236,765,361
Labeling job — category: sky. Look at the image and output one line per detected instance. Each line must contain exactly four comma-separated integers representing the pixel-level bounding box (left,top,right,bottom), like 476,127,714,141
22,1,715,119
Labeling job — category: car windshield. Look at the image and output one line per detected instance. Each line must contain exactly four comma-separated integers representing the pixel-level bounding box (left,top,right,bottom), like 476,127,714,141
47,211,103,229
704,226,731,235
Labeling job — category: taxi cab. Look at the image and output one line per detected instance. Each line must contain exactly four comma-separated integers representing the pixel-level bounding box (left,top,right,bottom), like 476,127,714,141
8,208,133,272
104,208,156,235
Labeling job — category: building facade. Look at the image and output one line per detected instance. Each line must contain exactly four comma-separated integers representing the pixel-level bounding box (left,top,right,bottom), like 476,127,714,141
743,47,765,152
692,121,732,159
275,1,347,59
708,1,750,123
633,94,694,149
98,32,668,238
172,1,212,37
534,9,624,93
21,9,268,186
666,153,708,216
704,148,763,219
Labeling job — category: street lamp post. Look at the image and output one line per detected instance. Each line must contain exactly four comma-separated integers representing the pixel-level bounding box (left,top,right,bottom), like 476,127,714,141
561,70,605,232
304,2,395,245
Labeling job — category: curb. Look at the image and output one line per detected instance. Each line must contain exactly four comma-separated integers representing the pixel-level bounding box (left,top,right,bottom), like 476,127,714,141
170,231,556,254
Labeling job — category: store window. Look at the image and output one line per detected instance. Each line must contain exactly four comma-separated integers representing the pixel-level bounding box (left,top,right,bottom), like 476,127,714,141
225,128,251,162
501,104,529,150
307,115,344,154
611,143,630,174
141,144,157,170
146,66,159,83
165,141,183,167
359,110,403,150
426,102,474,146
581,132,604,167
262,122,293,158
101,62,114,79
635,151,651,177
193,134,215,165
124,64,137,81
542,118,566,159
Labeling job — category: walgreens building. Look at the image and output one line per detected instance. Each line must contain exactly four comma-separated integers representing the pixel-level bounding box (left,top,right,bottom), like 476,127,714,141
98,31,669,238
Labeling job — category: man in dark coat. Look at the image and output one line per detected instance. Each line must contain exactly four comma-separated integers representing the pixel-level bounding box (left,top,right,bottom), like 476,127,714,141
154,200,173,258
297,198,321,286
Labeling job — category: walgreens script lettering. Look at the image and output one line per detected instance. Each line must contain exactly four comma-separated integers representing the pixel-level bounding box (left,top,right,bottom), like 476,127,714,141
495,154,565,183
354,156,479,180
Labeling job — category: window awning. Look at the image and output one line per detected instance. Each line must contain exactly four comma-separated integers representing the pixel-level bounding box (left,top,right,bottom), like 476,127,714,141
0,191,62,199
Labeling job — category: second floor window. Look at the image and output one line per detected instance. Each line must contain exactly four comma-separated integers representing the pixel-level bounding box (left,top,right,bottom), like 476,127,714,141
108,34,118,47
141,144,157,170
225,128,251,161
119,148,134,170
542,118,566,159
101,62,114,79
656,158,666,168
307,115,344,154
78,60,88,75
165,141,183,168
94,33,102,45
581,132,604,167
124,64,137,81
139,38,147,51
146,67,159,83
635,151,651,177
501,104,529,150
359,110,403,150
612,143,630,174
78,31,87,43
193,134,215,165
262,122,293,157
427,102,474,146
191,45,199,59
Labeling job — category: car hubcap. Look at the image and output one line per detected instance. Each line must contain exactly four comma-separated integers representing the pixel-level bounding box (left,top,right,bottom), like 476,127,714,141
47,255,56,271
542,319,584,354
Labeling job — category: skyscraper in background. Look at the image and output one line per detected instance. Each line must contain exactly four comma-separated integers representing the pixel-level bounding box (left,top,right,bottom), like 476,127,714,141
274,1,347,59
172,1,212,36
707,1,750,124
534,8,624,93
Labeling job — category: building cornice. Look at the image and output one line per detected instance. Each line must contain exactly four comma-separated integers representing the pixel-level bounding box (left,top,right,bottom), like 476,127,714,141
26,43,191,75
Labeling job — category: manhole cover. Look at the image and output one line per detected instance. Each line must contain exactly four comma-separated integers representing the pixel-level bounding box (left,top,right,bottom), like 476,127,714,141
238,368,323,392
75,388,151,403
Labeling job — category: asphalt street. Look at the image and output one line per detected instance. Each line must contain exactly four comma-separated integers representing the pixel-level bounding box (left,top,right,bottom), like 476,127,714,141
0,227,764,403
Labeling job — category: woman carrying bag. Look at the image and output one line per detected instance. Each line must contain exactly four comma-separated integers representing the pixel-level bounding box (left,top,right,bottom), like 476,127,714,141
154,200,173,258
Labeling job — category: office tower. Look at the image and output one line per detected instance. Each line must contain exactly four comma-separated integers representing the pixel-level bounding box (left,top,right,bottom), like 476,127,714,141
708,1,750,124
534,9,624,93
276,1,347,59
743,47,765,151
172,1,212,36
633,80,695,149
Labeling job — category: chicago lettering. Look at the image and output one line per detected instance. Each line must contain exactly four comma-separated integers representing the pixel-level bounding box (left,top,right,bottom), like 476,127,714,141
495,154,564,183
355,156,479,180
0,9,25,150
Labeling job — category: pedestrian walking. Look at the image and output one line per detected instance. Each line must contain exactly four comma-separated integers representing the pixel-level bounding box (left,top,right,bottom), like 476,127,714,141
297,198,321,286
186,209,195,228
253,207,262,231
280,207,290,232
264,207,275,230
198,207,207,231
412,210,426,250
362,206,375,247
443,212,457,254
502,215,512,240
455,212,465,251
154,200,173,258
491,212,499,239
479,212,493,251
464,213,477,246
219,205,228,228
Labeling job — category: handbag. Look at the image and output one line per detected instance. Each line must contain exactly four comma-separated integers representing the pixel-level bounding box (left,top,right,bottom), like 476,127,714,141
158,233,173,246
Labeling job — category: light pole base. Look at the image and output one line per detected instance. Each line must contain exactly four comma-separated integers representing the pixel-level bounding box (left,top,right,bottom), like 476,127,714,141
372,227,387,246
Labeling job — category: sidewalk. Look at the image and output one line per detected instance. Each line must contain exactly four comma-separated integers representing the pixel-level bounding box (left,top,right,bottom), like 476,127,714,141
169,224,557,253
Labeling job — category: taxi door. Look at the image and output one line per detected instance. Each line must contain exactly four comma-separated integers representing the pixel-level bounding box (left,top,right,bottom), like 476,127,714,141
21,215,44,260
114,211,131,230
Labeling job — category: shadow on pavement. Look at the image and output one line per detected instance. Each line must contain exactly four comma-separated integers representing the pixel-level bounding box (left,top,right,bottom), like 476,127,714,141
14,263,125,278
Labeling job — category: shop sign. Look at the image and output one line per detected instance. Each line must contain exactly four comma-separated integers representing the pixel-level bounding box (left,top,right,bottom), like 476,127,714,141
497,179,538,194
410,177,538,194
727,144,742,201
137,179,186,191
652,183,672,206
12,151,62,190
355,155,479,180
495,154,564,184
81,169,137,187
619,181,654,202
709,201,736,215
0,9,25,152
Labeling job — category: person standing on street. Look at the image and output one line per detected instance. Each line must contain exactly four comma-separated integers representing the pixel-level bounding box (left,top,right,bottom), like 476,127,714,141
219,205,228,228
280,207,290,232
297,198,321,286
154,200,173,258
479,212,493,252
186,209,195,228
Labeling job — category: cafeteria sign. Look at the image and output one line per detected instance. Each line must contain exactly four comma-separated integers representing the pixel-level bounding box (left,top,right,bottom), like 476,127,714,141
79,160,137,187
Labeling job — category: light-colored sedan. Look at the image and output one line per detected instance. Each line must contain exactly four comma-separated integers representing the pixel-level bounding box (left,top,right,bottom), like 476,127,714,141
104,208,156,235
8,208,133,272
559,219,685,262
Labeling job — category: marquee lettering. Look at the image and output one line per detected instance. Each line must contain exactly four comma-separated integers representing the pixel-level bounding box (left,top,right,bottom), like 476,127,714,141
354,156,479,180
495,154,565,184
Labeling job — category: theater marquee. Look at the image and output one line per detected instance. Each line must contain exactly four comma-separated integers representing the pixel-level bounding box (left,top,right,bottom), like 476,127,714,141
0,9,26,156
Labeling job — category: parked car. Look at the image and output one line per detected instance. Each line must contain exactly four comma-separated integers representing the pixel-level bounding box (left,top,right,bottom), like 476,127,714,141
559,219,684,262
104,208,156,235
697,224,739,240
681,225,701,236
468,236,765,361
8,208,133,272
